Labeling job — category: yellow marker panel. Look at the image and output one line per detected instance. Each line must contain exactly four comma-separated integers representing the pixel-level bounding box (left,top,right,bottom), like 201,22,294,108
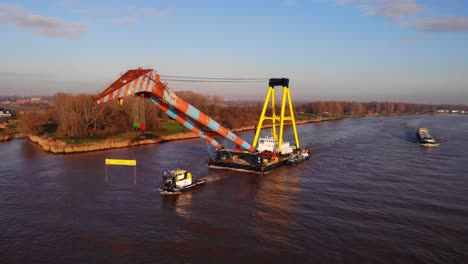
105,158,136,166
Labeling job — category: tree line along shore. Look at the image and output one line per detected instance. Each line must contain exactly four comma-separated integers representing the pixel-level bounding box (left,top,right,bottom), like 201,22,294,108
1,91,467,153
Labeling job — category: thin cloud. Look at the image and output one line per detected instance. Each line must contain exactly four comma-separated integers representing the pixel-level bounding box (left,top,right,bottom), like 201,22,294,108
55,0,82,6
373,0,420,21
127,6,156,16
0,3,86,39
115,17,138,25
334,0,468,33
127,6,175,17
400,33,433,44
337,0,420,21
284,0,298,6
406,16,468,32
58,3,174,26
113,6,174,24
158,7,175,17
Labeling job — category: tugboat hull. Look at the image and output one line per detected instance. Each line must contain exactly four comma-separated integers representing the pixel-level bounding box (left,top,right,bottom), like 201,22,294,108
419,142,440,147
287,154,310,165
159,180,205,195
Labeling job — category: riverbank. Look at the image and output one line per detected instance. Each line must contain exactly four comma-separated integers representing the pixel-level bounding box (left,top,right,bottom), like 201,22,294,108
0,134,13,142
3,114,468,264
0,124,13,141
24,116,343,154
28,132,201,154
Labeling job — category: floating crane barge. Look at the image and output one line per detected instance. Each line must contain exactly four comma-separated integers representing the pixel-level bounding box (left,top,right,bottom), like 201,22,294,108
93,68,307,173
208,78,304,173
208,149,288,173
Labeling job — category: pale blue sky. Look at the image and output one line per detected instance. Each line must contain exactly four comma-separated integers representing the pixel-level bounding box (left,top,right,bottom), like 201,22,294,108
1,0,468,103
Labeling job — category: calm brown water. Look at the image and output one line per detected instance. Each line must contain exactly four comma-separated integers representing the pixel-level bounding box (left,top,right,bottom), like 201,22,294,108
1,115,468,263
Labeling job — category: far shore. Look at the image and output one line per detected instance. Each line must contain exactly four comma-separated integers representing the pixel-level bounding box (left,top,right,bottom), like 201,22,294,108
9,112,457,153
0,134,13,142
0,123,13,142
22,116,344,154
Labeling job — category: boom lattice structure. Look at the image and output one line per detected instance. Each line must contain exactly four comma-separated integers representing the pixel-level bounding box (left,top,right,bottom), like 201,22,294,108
93,68,255,152
94,67,306,173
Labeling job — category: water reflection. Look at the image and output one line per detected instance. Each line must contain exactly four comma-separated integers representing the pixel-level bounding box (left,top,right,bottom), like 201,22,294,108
173,192,193,218
161,192,198,244
20,140,46,161
252,166,302,248
2,115,468,263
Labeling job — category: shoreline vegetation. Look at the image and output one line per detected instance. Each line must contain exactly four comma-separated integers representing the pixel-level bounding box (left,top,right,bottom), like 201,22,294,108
0,123,14,142
24,116,339,154
3,91,468,153
18,111,465,154
2,110,465,153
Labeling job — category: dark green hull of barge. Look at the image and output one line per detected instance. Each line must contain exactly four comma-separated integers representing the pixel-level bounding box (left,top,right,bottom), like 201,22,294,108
207,149,288,173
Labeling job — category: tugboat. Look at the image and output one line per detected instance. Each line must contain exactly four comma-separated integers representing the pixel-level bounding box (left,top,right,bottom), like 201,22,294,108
287,149,310,165
417,128,439,147
159,169,205,195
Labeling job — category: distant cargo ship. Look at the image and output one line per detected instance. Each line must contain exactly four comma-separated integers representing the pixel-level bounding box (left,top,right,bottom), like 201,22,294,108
417,128,439,147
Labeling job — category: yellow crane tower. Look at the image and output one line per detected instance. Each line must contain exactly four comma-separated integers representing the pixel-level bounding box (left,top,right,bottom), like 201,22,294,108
252,78,300,153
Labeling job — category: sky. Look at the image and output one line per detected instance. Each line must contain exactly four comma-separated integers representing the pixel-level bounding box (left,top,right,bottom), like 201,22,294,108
1,0,468,104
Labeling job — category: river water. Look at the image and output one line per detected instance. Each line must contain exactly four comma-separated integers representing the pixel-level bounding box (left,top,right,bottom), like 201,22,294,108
1,115,467,263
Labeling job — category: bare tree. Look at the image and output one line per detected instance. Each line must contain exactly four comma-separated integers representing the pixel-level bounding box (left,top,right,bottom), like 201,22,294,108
18,111,46,135
396,102,406,113
78,94,104,136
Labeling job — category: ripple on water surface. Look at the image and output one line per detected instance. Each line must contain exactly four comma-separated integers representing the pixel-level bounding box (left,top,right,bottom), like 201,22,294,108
1,115,468,263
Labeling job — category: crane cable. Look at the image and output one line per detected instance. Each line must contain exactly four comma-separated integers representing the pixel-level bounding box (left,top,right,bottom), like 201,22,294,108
144,72,258,155
160,79,266,83
159,74,268,83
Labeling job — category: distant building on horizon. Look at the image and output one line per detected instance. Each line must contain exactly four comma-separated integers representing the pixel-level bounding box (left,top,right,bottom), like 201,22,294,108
16,97,43,105
0,108,12,117
437,109,466,114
